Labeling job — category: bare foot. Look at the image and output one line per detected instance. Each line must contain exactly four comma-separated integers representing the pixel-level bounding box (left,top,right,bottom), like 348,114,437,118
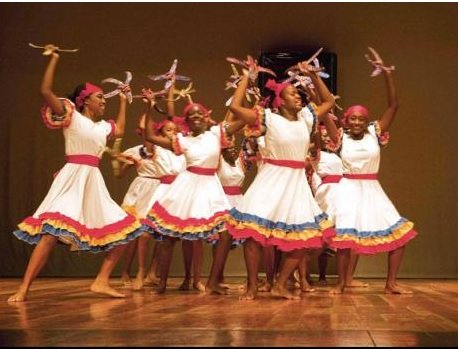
7,289,27,302
385,284,413,294
218,282,230,289
143,275,160,286
329,283,345,295
120,275,131,287
193,281,206,293
132,278,144,291
90,282,126,298
239,285,257,300
300,280,315,293
257,282,272,292
178,279,191,291
271,285,301,300
205,283,229,295
152,283,167,295
345,280,369,288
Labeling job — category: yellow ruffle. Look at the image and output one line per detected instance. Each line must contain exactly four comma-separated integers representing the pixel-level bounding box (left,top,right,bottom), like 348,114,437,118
18,218,142,248
227,216,333,241
149,211,229,235
333,220,414,246
122,205,139,218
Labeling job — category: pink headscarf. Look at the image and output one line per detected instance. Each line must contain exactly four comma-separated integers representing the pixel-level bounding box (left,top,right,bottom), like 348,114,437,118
76,82,103,110
343,105,369,119
265,79,290,108
182,102,217,128
153,119,176,135
183,102,210,118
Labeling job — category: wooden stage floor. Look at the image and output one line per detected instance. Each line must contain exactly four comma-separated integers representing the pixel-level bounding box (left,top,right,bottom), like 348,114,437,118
0,278,457,347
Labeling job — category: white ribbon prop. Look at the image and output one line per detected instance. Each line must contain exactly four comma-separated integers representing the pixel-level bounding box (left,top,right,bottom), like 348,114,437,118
102,71,133,104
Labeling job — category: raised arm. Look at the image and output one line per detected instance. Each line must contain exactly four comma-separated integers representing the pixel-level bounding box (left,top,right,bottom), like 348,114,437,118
305,81,340,145
298,62,335,119
112,84,131,137
143,89,174,151
40,48,64,115
166,81,176,118
228,71,260,135
368,48,398,133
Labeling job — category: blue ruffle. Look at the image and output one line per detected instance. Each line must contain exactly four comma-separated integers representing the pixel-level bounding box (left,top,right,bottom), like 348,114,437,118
335,217,408,238
230,208,328,231
13,223,144,253
146,215,225,241
139,223,164,241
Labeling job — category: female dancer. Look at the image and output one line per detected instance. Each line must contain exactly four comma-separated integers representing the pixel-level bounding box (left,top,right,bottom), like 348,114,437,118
328,48,417,294
227,60,336,300
8,46,141,302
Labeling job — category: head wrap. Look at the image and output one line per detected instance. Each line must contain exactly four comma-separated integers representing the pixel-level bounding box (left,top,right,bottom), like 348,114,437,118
343,105,369,119
265,79,290,108
182,102,217,128
75,82,103,110
154,119,176,135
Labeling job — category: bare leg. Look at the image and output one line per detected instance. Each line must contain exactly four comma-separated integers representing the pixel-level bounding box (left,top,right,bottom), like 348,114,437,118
239,238,261,300
330,248,350,294
90,244,129,298
192,240,205,292
345,251,368,287
178,240,193,291
206,231,231,295
144,241,161,285
212,243,229,288
8,235,58,302
120,240,137,287
271,249,304,300
317,250,329,285
298,252,315,292
154,237,177,294
385,246,412,294
132,233,151,290
258,246,275,292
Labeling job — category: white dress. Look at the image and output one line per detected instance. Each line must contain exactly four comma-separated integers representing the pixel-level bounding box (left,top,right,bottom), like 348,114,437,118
331,122,417,255
217,156,245,208
313,151,344,224
15,99,142,252
122,145,186,220
121,145,161,219
146,125,231,240
228,106,334,252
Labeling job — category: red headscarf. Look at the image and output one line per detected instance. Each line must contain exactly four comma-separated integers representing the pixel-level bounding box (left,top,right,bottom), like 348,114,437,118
75,82,103,110
265,79,290,108
342,105,369,124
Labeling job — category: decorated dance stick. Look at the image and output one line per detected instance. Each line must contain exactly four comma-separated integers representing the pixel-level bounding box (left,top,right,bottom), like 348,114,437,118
101,71,133,104
333,94,343,111
224,64,261,106
148,59,192,90
285,47,324,74
311,58,330,79
365,47,395,77
28,43,79,55
226,55,277,81
165,82,196,102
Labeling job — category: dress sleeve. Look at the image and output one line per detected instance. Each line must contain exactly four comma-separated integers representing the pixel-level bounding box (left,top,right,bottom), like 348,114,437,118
243,105,266,138
94,118,116,140
368,121,390,147
319,125,344,153
40,98,74,129
172,133,186,155
301,102,318,136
